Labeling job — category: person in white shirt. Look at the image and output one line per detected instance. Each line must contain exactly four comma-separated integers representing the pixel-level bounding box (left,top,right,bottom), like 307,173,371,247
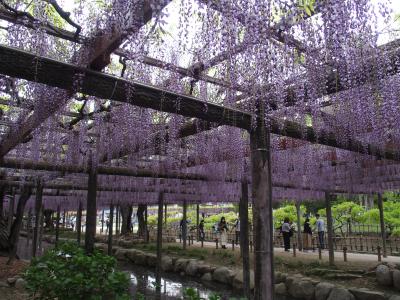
315,214,325,249
281,217,291,251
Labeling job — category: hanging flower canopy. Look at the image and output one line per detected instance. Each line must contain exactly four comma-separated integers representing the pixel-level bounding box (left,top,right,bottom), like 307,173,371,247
0,0,399,209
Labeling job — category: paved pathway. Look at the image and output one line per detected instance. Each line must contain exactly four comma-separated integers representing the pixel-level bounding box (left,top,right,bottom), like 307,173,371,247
177,239,400,265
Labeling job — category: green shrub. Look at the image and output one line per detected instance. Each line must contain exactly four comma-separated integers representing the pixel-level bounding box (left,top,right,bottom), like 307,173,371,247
24,243,130,300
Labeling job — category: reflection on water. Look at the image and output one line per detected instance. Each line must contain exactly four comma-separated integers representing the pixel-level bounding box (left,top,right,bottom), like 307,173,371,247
120,264,242,299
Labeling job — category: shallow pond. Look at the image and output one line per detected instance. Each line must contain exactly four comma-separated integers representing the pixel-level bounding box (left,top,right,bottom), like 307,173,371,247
120,264,244,299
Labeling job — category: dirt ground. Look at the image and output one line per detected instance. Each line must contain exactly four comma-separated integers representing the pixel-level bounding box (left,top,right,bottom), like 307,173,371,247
0,257,29,300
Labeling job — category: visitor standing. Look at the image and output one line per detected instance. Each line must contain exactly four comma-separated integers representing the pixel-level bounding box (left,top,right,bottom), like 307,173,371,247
234,218,240,245
281,217,291,252
303,218,312,251
316,214,325,249
199,219,205,241
218,217,228,249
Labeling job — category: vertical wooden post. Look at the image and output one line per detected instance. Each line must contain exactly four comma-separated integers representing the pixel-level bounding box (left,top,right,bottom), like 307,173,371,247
343,247,347,262
32,181,43,257
325,192,335,266
115,205,120,235
144,205,148,243
164,203,167,225
240,179,251,300
7,188,15,233
108,203,114,256
196,204,200,241
62,210,66,229
85,159,98,254
76,201,83,245
156,193,164,295
295,202,303,251
26,209,32,247
250,104,274,300
101,209,105,233
38,206,44,254
377,193,387,258
55,204,61,247
182,200,187,250
0,184,4,220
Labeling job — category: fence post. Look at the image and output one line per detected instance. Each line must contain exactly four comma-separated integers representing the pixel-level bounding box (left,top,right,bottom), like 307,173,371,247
318,247,322,260
250,240,253,252
293,243,297,257
216,238,219,249
343,247,347,262
377,246,382,262
201,239,204,248
232,239,235,251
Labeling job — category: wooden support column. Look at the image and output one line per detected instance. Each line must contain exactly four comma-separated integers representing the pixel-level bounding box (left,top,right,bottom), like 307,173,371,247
108,203,114,256
295,202,303,252
101,209,105,233
55,204,60,247
164,203,167,225
377,193,387,258
116,205,120,235
144,205,148,243
156,192,164,295
32,181,43,257
182,200,187,250
7,188,15,233
250,102,274,300
0,184,5,220
76,201,83,245
85,160,98,254
196,204,200,241
325,192,335,266
240,179,251,299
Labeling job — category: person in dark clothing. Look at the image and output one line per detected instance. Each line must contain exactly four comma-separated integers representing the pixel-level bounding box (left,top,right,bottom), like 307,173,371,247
303,218,312,251
199,219,205,241
281,217,291,251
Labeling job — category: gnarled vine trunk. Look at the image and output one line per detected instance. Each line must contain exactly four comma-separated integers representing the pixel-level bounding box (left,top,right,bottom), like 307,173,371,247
137,204,147,238
120,204,133,235
43,209,54,229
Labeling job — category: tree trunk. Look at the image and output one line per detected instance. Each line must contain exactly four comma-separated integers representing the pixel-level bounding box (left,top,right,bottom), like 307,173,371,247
8,186,32,263
120,204,133,235
55,205,60,247
76,201,82,245
137,204,147,238
156,193,164,296
7,190,15,233
0,184,5,220
250,102,274,300
32,182,43,258
240,179,251,299
182,200,187,250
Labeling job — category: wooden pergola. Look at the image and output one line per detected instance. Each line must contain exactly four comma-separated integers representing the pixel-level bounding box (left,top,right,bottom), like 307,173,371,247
0,1,399,299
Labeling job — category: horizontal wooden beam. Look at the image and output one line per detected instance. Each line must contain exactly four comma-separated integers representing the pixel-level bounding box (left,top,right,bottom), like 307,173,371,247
0,45,252,129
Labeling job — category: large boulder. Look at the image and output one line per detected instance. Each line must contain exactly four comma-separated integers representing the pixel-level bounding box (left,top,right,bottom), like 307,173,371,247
15,278,27,290
275,283,287,296
232,270,255,290
185,260,201,276
275,272,287,284
197,264,214,275
393,269,400,291
212,267,235,285
201,273,212,282
389,296,400,300
174,258,189,273
114,248,128,261
376,265,393,286
161,256,173,272
315,282,334,300
145,253,157,267
348,288,385,300
327,288,355,300
125,249,141,263
288,279,315,300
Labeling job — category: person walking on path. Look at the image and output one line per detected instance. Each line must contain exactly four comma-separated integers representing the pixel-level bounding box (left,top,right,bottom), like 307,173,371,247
218,217,228,249
281,217,291,252
316,214,325,249
303,218,312,251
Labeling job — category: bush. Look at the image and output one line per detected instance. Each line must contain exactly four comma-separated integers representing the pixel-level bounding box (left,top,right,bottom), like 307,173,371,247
24,243,130,300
